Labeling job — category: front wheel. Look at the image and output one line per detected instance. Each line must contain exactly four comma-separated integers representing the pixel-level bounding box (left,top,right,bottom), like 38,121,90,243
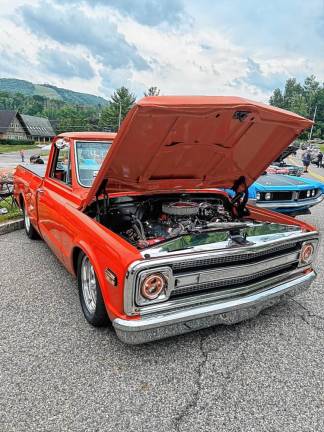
22,201,39,239
77,252,109,327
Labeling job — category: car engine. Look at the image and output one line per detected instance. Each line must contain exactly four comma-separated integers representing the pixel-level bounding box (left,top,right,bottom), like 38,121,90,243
100,195,239,249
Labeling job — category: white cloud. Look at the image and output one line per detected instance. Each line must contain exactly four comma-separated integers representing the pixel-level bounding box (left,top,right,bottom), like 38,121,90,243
0,0,323,102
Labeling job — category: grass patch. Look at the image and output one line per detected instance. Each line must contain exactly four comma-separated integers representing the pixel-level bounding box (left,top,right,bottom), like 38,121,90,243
320,145,324,153
0,200,22,223
0,144,39,153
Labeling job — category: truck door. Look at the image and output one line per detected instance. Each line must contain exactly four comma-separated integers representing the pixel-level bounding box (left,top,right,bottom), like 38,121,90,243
37,141,74,262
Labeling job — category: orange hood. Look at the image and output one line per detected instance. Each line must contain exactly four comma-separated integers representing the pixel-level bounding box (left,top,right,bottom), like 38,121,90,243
81,96,312,210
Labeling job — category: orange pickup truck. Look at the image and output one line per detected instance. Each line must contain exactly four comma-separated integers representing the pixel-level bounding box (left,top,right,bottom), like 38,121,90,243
13,96,319,344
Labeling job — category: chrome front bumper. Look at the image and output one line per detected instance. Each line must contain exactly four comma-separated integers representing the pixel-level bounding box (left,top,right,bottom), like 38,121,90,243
249,194,324,209
113,270,316,344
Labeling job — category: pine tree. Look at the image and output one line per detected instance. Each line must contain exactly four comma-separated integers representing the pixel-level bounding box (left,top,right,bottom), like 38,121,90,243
144,86,160,97
99,87,136,131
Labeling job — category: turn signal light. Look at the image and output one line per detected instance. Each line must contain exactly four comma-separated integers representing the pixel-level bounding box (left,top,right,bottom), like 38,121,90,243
104,268,118,286
140,274,166,300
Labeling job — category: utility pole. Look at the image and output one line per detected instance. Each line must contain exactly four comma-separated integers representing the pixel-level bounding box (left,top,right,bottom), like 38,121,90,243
308,104,317,141
118,102,122,130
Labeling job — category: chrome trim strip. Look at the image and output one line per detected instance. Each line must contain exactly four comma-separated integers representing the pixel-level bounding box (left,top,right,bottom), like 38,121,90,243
113,271,316,343
174,251,299,288
140,230,316,259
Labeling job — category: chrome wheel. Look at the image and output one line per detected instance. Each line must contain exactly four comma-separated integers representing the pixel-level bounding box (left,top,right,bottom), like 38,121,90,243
81,255,97,314
24,208,31,232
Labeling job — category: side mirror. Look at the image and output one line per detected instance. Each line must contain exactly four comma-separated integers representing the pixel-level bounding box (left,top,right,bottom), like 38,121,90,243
55,138,69,149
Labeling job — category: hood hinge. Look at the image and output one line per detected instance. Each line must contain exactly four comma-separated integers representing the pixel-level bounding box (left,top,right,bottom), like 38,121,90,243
96,178,109,222
231,175,249,218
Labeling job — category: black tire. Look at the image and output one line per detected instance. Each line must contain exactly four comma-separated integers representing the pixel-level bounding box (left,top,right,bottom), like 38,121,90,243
77,252,109,327
22,201,39,240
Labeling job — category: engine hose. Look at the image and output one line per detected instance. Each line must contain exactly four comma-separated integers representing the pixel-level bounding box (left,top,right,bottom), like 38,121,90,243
137,218,146,240
133,224,143,240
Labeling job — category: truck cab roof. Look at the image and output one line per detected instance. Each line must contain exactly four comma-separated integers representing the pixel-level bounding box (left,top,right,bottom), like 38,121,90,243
56,132,117,141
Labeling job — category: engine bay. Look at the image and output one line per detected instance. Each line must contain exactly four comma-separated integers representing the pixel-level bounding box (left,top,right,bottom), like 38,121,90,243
89,193,248,249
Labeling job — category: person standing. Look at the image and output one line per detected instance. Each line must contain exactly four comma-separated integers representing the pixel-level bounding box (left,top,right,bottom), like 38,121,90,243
302,150,311,173
317,151,323,168
20,149,25,163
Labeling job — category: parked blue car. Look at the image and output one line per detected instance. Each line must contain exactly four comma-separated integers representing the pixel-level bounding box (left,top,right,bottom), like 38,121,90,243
248,173,324,215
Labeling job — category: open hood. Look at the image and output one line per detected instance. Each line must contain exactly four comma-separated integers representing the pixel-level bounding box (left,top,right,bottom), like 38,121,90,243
81,96,312,210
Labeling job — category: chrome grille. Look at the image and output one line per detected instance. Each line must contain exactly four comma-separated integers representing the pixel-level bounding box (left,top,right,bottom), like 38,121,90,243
170,242,298,272
172,263,296,296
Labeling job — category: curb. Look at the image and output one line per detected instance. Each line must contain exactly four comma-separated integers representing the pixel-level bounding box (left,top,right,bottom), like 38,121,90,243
0,218,24,235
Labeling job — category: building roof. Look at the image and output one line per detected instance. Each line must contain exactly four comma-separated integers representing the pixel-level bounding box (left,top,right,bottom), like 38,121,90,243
20,114,55,137
0,110,17,134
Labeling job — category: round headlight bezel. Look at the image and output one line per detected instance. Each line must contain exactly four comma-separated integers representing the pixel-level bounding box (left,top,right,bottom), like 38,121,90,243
299,242,315,266
135,267,174,307
140,273,166,300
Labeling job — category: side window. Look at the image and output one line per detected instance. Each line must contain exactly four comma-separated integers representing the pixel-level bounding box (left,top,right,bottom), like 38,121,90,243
51,144,72,185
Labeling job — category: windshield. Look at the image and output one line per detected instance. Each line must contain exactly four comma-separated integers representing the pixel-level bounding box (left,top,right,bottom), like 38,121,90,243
75,141,112,187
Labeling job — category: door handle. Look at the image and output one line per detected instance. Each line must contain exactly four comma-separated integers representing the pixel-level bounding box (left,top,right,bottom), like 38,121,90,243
37,189,45,194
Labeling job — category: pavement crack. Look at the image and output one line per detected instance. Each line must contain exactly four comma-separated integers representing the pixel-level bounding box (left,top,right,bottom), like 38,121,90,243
173,331,210,432
290,298,324,332
290,298,324,321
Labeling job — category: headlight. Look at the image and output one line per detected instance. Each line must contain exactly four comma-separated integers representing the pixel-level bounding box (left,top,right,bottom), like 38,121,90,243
135,267,174,306
299,241,318,266
256,192,261,200
265,192,272,200
307,190,311,198
140,273,166,300
312,189,316,197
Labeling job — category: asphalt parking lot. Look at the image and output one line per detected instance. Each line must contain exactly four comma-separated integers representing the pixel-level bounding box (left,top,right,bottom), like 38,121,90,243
1,204,324,432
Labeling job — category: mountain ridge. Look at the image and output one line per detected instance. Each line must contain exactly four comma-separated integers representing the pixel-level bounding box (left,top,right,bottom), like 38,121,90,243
0,78,108,107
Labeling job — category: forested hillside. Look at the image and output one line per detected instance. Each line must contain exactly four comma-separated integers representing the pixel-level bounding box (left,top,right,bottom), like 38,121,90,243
0,90,103,133
0,78,108,107
0,85,138,134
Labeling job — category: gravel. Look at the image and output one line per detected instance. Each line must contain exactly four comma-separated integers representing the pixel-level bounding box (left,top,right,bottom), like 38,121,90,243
1,204,324,432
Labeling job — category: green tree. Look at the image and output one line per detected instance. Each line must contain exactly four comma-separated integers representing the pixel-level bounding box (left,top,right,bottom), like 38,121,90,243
269,75,324,139
269,88,284,108
282,78,304,112
144,86,160,96
303,75,320,116
99,87,136,131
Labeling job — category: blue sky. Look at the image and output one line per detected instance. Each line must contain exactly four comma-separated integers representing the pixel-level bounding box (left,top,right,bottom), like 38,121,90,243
0,0,323,101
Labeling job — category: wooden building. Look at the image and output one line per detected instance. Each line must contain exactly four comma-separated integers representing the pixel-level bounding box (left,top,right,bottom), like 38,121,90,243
0,111,55,142
20,114,55,142
0,111,28,141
